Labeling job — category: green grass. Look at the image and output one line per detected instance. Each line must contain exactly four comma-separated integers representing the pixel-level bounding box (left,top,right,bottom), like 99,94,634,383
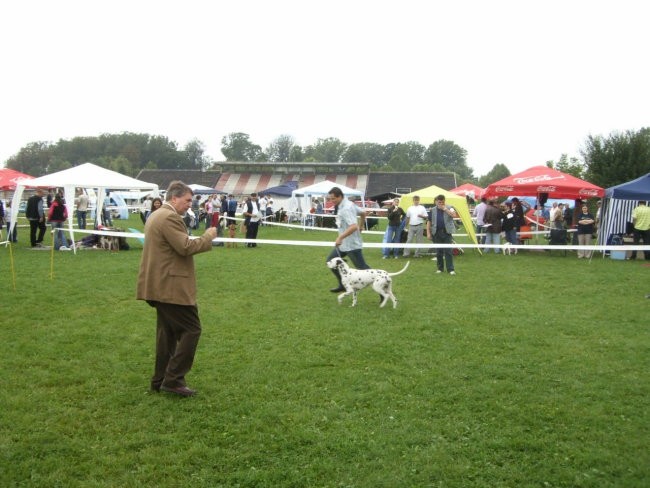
1,215,649,487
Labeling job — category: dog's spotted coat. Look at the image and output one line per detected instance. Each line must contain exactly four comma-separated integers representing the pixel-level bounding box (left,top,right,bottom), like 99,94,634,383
326,257,410,308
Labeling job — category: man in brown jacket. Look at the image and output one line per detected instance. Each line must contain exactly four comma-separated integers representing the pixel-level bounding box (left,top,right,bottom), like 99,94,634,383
137,181,217,397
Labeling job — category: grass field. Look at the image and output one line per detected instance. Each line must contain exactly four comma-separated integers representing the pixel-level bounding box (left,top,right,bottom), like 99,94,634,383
1,215,649,487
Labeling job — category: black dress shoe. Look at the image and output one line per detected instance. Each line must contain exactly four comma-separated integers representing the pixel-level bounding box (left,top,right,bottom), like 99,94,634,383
330,286,345,293
161,385,197,397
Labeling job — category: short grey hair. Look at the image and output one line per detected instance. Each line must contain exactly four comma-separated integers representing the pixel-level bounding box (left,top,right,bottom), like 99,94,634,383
165,181,193,201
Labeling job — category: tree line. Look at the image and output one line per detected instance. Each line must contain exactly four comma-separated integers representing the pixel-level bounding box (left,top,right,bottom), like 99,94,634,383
4,128,649,189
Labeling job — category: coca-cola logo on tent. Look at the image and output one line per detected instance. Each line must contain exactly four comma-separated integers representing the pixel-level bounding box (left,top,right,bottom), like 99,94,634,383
513,175,565,184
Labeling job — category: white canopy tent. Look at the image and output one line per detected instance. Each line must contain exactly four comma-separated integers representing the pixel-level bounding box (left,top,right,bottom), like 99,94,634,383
9,163,159,252
288,180,365,221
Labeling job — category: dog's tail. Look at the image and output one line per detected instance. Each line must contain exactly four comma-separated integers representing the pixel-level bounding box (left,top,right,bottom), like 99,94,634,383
388,260,410,276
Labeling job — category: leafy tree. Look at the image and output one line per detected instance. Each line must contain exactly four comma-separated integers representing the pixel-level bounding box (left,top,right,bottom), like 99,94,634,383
221,132,263,162
545,154,585,179
581,128,650,187
142,135,180,169
303,137,347,162
289,145,304,162
183,139,211,170
266,135,295,163
5,141,55,176
424,140,473,180
478,163,510,188
342,142,386,168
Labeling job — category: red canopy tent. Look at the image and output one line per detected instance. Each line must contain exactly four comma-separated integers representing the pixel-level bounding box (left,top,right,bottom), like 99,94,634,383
450,183,484,199
0,168,34,190
483,166,604,200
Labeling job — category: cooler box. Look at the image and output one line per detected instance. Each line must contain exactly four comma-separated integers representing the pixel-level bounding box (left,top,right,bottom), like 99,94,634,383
610,250,626,260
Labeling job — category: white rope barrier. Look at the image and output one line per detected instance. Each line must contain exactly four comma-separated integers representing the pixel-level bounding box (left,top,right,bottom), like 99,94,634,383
45,226,649,254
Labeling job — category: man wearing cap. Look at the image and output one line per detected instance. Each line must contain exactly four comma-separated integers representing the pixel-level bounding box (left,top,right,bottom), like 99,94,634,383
630,200,650,260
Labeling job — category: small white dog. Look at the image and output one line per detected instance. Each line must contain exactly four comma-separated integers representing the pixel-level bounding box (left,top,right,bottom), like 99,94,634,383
326,257,410,308
502,242,513,255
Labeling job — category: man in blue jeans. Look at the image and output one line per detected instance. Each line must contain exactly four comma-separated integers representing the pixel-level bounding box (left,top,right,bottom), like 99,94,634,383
325,186,370,292
382,198,405,259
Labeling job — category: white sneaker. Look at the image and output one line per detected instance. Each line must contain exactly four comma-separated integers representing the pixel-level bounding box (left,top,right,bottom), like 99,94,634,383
449,271,456,275
59,246,70,251
436,270,442,274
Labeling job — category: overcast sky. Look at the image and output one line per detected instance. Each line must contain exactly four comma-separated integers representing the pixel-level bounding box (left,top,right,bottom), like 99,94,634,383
1,0,648,177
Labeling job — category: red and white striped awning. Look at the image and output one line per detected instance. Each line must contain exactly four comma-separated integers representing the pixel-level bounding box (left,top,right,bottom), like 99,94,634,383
215,173,368,196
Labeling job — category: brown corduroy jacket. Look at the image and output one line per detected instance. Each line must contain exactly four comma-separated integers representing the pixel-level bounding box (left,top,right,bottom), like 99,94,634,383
136,204,213,306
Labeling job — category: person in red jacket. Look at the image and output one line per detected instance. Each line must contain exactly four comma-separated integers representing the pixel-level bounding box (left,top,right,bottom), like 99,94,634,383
47,191,68,250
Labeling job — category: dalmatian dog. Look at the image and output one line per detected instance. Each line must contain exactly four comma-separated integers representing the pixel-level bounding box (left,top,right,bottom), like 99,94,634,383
326,257,410,308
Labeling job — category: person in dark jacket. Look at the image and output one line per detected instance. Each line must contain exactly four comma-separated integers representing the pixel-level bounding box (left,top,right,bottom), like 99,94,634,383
47,192,68,250
26,189,47,247
501,201,518,251
483,199,503,253
382,198,405,259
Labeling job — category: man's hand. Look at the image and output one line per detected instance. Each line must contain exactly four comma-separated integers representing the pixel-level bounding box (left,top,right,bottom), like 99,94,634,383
205,227,218,240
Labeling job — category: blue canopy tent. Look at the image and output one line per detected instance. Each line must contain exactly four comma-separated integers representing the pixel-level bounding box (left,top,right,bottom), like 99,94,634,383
259,181,298,197
598,172,650,247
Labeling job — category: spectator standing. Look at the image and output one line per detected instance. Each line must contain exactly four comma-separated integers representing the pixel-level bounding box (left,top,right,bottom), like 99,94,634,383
382,198,405,259
26,189,46,247
570,199,583,245
482,198,503,253
204,196,214,230
191,195,201,228
426,194,456,274
501,201,518,252
244,193,262,247
315,199,324,227
227,194,238,226
403,195,428,258
549,202,562,230
102,193,113,226
510,197,525,238
266,197,274,222
76,189,89,230
136,181,217,397
473,197,488,244
326,187,370,292
145,197,163,223
48,192,68,250
630,200,650,260
576,203,595,259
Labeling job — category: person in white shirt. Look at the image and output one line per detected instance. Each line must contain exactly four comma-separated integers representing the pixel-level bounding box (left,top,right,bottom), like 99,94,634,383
403,195,428,258
549,202,563,230
472,197,488,244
